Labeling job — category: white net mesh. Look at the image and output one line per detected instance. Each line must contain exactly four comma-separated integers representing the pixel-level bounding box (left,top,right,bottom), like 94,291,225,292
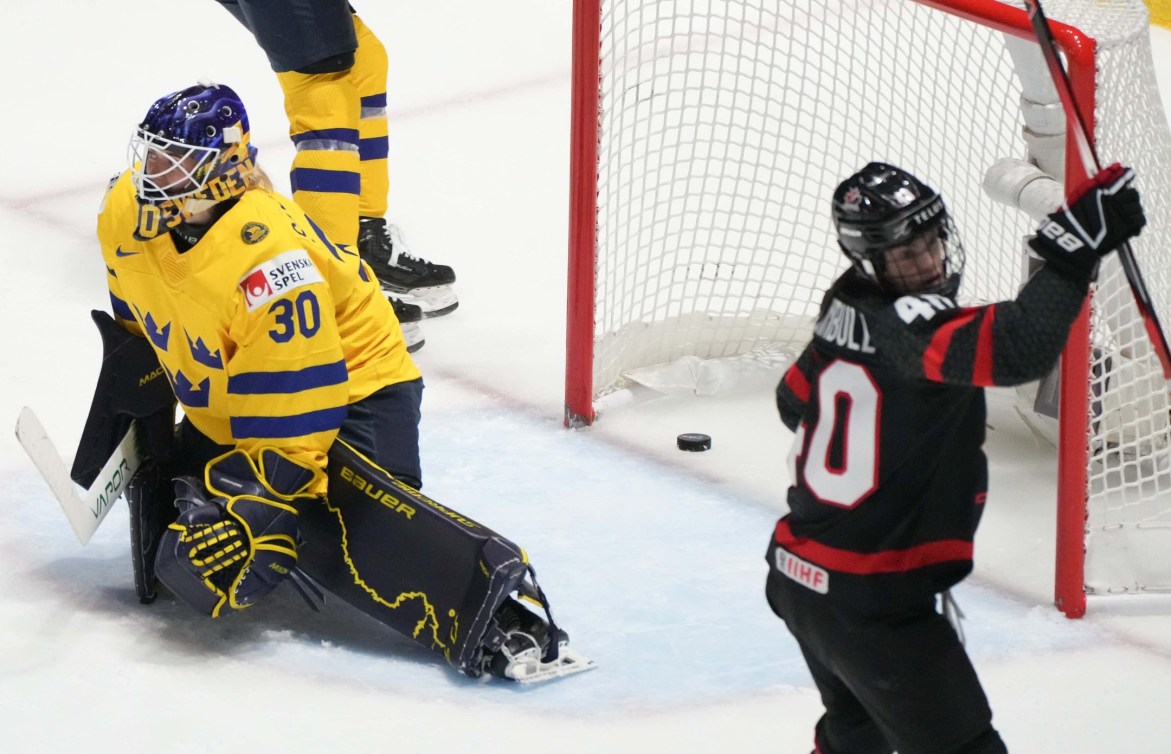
592,0,1032,397
587,0,1171,592
1055,0,1171,594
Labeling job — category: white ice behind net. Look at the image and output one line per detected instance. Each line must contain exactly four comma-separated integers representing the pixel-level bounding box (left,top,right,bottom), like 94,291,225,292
591,0,1171,591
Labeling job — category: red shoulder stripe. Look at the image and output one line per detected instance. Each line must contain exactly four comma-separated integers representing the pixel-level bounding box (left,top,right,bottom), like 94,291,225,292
921,308,983,382
972,305,997,386
783,363,811,403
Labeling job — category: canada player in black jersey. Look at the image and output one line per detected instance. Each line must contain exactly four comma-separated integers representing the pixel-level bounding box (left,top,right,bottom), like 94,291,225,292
766,162,1146,754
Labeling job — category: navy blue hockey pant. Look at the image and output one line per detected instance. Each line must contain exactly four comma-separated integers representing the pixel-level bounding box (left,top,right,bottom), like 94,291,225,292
765,570,1008,754
215,0,357,72
172,378,424,489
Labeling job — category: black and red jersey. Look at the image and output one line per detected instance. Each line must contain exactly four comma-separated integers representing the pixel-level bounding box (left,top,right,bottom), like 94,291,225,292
771,265,1088,610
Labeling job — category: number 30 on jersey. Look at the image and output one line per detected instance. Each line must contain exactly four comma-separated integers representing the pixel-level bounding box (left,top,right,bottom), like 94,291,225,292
269,291,321,343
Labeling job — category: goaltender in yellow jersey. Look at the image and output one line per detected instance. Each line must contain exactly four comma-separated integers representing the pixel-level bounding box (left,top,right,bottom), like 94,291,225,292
68,83,593,688
75,81,430,617
99,168,419,486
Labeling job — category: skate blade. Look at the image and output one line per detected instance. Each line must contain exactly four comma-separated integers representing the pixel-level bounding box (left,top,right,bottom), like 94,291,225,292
503,643,597,684
384,285,459,318
401,322,425,353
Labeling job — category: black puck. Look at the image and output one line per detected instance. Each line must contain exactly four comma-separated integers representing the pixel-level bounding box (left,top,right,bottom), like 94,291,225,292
677,433,712,452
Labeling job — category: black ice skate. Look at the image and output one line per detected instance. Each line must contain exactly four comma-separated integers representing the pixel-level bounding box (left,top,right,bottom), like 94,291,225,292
390,296,425,353
358,217,458,318
484,597,595,683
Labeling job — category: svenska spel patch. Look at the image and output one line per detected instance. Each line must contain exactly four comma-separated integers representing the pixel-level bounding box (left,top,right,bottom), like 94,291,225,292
239,250,324,311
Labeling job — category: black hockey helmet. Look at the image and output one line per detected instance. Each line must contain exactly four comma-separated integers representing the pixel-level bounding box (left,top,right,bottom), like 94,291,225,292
832,162,965,296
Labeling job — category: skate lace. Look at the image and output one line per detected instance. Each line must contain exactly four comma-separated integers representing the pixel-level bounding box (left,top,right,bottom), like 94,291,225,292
385,225,431,267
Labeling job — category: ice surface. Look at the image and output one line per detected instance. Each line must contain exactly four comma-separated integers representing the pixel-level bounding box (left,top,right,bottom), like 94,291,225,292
4,3,1171,752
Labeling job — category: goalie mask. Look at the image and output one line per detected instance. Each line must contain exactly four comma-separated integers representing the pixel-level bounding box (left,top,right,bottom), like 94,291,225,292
128,82,258,239
832,162,965,297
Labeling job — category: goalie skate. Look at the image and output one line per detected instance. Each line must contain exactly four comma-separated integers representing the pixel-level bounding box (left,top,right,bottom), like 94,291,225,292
484,597,596,684
489,635,596,684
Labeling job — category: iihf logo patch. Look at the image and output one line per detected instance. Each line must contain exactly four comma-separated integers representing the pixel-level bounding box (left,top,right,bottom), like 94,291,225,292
774,547,829,594
239,250,325,311
842,187,862,211
241,222,269,244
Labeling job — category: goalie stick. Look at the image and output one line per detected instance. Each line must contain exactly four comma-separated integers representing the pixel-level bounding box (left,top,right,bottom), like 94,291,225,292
14,406,141,545
1023,0,1171,390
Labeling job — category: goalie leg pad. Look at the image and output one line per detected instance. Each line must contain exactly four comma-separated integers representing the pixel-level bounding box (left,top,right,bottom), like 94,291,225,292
295,439,564,678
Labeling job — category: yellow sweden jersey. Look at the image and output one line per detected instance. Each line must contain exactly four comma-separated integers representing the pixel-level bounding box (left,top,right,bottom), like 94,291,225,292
97,170,420,482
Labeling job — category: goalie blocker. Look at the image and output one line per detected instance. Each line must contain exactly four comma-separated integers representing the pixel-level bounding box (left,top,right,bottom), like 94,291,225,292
70,310,176,602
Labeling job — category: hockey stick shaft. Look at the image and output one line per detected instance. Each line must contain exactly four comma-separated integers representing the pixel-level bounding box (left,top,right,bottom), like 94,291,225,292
1023,0,1171,384
15,407,141,545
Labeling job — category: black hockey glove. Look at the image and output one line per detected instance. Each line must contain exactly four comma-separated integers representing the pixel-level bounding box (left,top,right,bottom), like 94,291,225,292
1028,163,1146,282
154,448,322,617
71,310,175,488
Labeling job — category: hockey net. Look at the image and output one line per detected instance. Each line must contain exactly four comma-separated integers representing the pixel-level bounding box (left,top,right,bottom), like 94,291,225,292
566,0,1171,614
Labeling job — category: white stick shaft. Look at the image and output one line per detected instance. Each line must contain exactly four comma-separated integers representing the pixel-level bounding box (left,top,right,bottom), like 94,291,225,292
15,407,140,545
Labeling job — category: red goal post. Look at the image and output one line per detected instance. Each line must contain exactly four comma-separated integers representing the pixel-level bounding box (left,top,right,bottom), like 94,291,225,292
566,0,1171,616
916,0,1098,618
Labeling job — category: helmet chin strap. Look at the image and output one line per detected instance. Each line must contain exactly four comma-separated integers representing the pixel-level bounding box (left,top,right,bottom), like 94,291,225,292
859,258,879,281
180,198,220,222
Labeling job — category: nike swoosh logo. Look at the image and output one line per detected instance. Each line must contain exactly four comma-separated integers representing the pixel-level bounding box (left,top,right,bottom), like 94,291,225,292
115,246,141,258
